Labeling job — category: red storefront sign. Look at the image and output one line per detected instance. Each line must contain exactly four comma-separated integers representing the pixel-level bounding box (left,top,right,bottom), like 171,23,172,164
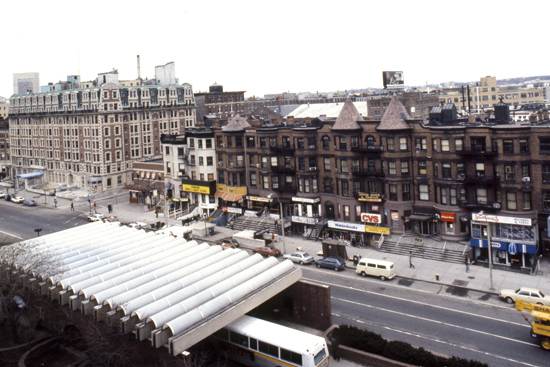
441,212,455,222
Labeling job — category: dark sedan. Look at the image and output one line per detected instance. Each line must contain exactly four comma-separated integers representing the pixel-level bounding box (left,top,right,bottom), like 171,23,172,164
252,246,282,257
315,256,346,271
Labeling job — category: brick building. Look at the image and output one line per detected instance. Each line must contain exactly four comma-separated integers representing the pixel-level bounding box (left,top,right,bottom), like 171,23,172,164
8,64,196,193
214,97,550,273
194,83,245,123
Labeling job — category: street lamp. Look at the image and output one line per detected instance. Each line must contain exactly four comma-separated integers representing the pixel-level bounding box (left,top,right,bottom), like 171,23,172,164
478,211,495,291
268,193,285,255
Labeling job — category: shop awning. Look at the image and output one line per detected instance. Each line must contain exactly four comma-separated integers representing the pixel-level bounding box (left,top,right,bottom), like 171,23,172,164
214,191,244,202
16,171,43,179
409,214,433,221
214,191,225,198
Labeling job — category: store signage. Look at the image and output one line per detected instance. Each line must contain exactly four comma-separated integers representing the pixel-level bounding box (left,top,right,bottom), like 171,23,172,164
441,212,455,222
472,213,532,226
361,213,381,224
291,216,319,225
292,197,320,203
222,207,242,214
391,212,400,220
365,226,390,235
182,184,210,194
216,184,247,195
248,196,270,203
357,192,382,202
328,220,366,233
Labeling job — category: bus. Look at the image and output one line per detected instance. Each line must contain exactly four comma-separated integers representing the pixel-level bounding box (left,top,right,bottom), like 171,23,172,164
212,315,330,367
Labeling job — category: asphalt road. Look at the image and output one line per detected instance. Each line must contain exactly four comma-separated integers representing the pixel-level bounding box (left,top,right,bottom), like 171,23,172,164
301,266,547,367
0,199,87,241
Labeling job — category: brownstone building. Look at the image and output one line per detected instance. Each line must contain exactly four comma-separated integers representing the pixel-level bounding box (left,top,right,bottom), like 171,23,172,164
195,83,245,123
214,97,550,273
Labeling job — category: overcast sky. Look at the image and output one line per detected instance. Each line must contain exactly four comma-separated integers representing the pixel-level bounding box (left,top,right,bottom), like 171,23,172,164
1,0,548,99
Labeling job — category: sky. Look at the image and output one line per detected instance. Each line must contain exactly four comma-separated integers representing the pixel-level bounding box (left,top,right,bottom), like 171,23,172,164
1,0,549,99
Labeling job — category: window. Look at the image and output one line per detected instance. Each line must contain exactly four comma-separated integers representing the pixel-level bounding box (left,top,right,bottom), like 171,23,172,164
389,184,397,201
235,136,243,147
299,158,306,171
507,192,517,210
309,157,316,169
476,163,485,178
342,181,349,197
308,137,316,149
312,178,318,193
391,210,399,227
250,172,256,187
418,161,427,175
199,156,204,166
246,136,254,148
352,159,360,172
503,139,514,154
457,163,465,178
441,139,450,152
442,163,451,179
432,138,437,151
304,179,310,193
281,348,302,365
388,161,396,175
419,185,429,201
272,176,279,189
401,161,409,175
341,159,348,173
269,137,277,148
543,165,550,182
387,137,395,151
523,192,531,210
505,165,515,181
322,136,330,149
350,136,358,148
440,187,447,204
263,176,269,189
282,136,290,148
324,178,333,194
225,136,231,148
339,137,347,150
261,156,267,169
520,139,528,153
271,156,278,167
455,138,463,151
207,156,213,166
230,332,249,347
402,184,410,201
369,181,377,194
522,165,530,178
399,137,408,151
259,341,278,358
476,188,487,205
324,158,331,171
217,137,223,147
353,181,360,195
415,138,427,151
297,138,304,149
450,188,457,205
259,137,266,148
298,178,303,192
198,139,203,149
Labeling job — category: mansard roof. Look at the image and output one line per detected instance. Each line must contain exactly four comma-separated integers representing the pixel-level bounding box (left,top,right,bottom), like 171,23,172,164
331,98,363,130
376,95,411,130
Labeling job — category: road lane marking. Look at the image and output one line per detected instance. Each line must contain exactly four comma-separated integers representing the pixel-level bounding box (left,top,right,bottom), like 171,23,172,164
336,310,541,367
303,275,524,326
0,229,24,240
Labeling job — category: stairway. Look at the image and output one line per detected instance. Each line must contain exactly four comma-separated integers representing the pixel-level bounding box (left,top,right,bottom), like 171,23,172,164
378,240,466,265
308,220,327,241
211,208,224,220
231,215,277,234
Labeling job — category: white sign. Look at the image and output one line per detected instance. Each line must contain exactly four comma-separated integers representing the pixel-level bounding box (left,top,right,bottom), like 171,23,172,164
361,213,381,224
292,197,320,204
291,216,319,225
328,220,366,233
248,196,270,203
226,207,243,214
472,213,532,226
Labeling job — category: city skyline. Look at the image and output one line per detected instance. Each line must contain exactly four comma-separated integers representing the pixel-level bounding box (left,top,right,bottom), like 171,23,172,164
1,0,549,99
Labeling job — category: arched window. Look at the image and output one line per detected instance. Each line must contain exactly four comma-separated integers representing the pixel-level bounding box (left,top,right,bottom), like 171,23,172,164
366,135,376,148
322,135,331,149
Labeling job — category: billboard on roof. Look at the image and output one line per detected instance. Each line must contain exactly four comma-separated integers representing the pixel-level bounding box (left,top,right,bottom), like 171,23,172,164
382,71,404,89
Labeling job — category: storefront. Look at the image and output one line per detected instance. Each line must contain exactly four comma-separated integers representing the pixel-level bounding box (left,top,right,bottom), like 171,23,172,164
291,197,321,235
215,184,246,211
470,213,538,273
246,196,271,212
360,213,389,246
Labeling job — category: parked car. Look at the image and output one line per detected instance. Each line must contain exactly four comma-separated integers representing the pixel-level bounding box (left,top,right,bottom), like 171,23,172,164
87,213,105,222
23,199,37,207
499,287,550,305
103,216,121,226
221,239,240,250
283,251,315,265
0,192,6,199
5,194,14,201
315,256,346,271
356,258,396,280
128,221,147,229
11,196,25,204
252,245,282,257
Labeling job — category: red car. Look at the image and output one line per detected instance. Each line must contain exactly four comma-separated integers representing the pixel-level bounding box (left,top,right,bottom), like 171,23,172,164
252,246,282,257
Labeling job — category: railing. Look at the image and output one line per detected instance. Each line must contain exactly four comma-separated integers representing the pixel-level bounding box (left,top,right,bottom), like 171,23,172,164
377,234,385,250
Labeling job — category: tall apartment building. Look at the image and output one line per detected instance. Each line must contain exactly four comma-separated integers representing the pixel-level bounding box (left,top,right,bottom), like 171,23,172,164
0,119,9,181
13,72,40,95
8,64,196,192
214,97,550,273
194,83,246,123
440,76,544,112
0,96,9,119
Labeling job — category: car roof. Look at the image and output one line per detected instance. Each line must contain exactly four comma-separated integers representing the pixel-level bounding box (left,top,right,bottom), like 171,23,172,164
519,287,541,293
293,251,310,255
359,258,394,266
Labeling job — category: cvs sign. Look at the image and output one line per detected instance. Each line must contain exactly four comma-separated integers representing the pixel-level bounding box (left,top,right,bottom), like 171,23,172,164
361,213,381,224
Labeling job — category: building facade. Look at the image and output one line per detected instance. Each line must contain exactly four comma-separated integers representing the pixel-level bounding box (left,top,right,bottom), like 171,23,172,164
8,65,196,193
214,98,550,273
195,83,246,123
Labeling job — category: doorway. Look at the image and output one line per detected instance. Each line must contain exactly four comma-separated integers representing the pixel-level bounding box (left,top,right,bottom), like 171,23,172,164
325,201,335,220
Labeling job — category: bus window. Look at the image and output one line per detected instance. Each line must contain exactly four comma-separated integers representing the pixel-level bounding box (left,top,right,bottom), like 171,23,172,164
230,331,248,347
314,348,327,365
250,338,258,350
214,328,228,341
259,341,279,357
281,348,303,366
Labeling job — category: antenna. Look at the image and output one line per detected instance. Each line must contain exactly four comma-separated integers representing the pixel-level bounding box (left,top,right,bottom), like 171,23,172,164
137,55,141,80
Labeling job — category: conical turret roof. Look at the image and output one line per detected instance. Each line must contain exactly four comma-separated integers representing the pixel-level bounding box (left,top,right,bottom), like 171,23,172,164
222,114,251,131
331,99,363,130
376,95,411,130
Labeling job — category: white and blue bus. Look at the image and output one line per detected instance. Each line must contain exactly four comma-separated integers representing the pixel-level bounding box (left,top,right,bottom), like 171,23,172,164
212,315,330,367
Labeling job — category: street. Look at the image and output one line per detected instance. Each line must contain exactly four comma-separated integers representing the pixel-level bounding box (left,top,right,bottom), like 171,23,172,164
302,266,547,367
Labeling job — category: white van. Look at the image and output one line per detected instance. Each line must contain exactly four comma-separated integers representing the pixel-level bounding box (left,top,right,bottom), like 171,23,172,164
356,258,396,280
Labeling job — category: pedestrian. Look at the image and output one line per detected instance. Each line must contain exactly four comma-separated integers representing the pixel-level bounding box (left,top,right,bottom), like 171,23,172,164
351,237,356,247
274,218,278,228
71,202,74,211
230,220,234,230
93,202,97,213
465,255,471,272
108,203,112,213
409,251,415,269
331,337,340,361
155,209,159,218
54,198,58,208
